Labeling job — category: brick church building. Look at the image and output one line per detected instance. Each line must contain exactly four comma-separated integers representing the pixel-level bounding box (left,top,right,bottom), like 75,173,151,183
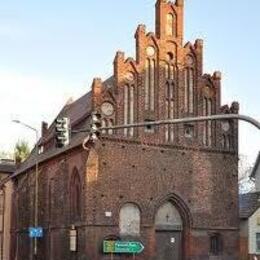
12,0,240,259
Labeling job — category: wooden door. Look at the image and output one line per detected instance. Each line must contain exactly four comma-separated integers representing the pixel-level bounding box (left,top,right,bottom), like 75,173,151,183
155,231,182,260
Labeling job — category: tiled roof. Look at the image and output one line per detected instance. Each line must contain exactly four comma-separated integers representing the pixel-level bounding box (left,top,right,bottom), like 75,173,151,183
13,76,116,177
15,131,87,175
0,162,16,174
239,192,260,219
15,91,93,175
41,91,92,143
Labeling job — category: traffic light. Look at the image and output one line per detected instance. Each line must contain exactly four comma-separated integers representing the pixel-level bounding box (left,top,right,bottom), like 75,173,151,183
90,111,102,141
55,117,70,148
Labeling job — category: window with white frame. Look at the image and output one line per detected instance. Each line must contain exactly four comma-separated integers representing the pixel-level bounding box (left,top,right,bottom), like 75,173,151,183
256,233,260,252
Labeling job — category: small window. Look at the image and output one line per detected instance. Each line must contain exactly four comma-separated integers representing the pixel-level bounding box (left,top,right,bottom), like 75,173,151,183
256,233,260,251
166,52,174,61
184,124,194,138
144,120,155,133
210,233,222,255
38,145,44,154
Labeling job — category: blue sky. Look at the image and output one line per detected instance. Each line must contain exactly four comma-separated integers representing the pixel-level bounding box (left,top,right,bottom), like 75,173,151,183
0,0,259,165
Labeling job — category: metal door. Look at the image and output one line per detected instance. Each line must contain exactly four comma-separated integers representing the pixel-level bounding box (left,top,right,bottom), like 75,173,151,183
155,231,182,260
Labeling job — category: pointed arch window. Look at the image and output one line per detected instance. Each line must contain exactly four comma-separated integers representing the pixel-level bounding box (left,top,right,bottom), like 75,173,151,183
166,13,176,37
124,84,135,137
70,168,82,221
184,68,194,114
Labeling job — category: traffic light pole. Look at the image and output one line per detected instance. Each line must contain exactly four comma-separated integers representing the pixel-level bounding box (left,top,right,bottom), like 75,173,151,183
101,114,260,131
55,118,70,148
34,130,39,260
78,113,259,151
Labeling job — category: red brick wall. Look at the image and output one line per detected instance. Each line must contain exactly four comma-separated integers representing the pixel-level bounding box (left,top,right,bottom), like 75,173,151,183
240,237,249,260
13,0,239,259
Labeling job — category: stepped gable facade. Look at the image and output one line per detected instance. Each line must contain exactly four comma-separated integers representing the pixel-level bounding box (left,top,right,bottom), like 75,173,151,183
13,1,239,259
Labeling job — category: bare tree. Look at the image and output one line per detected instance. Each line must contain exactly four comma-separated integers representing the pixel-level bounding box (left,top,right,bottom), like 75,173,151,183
239,154,254,194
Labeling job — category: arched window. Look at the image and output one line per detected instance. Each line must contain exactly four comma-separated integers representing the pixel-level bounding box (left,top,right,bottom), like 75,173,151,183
119,203,141,235
166,13,174,36
124,84,135,137
70,168,82,221
184,68,194,114
155,202,183,230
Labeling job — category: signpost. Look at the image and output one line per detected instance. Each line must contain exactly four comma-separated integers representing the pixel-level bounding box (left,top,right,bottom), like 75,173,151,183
103,241,144,254
29,227,43,238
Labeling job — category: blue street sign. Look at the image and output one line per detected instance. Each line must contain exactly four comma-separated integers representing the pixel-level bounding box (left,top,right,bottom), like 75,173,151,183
29,227,43,238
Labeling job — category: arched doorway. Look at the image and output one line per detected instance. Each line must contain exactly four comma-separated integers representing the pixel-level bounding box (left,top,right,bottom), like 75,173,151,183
119,203,141,236
155,201,183,260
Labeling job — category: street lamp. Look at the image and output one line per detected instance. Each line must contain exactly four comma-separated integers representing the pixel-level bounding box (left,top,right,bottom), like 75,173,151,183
12,119,39,260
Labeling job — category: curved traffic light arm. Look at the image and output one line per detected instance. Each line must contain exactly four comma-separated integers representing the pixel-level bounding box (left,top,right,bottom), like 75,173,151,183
101,114,260,131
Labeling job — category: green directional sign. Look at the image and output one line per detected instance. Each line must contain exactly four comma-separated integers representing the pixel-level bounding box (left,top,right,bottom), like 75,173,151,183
103,240,144,254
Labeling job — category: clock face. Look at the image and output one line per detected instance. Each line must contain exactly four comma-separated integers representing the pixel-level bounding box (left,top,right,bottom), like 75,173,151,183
146,46,155,57
125,72,135,81
221,121,230,132
101,102,114,117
